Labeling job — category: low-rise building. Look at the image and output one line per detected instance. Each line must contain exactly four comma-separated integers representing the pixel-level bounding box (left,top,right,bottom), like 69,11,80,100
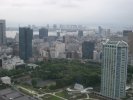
2,56,25,70
1,76,11,85
50,41,65,58
0,88,37,100
93,50,101,62
27,63,39,69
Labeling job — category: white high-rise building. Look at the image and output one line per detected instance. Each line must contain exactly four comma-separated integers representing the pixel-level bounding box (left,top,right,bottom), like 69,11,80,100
50,41,65,58
0,20,6,45
101,40,128,99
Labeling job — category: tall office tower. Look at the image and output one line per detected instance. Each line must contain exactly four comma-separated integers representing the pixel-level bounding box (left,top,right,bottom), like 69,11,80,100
57,32,60,37
128,33,133,54
127,32,133,65
122,30,133,65
46,24,49,29
39,28,48,39
101,40,128,99
53,24,57,30
98,26,103,34
19,27,33,61
0,20,6,45
106,29,111,35
82,41,95,59
78,30,83,37
123,30,132,37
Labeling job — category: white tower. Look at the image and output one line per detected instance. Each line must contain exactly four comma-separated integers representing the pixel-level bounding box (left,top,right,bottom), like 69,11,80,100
101,40,128,99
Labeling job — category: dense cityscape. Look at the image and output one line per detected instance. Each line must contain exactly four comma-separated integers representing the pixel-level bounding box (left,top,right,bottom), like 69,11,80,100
0,0,133,100
0,19,133,100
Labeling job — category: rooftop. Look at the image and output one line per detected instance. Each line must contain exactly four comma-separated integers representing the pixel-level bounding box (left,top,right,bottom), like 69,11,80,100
103,39,128,47
0,88,37,100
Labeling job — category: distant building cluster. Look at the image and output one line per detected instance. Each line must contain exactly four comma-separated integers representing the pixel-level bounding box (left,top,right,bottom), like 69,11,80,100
0,19,133,99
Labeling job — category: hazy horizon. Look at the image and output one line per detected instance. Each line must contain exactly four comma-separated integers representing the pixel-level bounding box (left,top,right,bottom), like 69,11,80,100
0,0,133,27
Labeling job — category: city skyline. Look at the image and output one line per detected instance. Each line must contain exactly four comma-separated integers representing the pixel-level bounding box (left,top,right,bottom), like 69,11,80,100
0,0,133,26
0,1,132,99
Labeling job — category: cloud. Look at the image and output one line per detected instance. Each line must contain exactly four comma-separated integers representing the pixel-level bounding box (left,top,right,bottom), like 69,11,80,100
43,0,57,5
0,0,133,26
60,0,80,8
0,0,84,8
61,4,79,8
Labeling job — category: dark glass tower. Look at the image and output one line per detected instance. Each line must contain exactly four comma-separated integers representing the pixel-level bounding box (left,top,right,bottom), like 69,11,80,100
0,20,6,45
82,41,95,59
78,30,83,37
39,28,48,39
19,27,33,61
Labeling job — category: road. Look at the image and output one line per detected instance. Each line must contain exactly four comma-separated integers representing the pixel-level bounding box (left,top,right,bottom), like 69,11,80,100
15,85,97,100
17,85,67,100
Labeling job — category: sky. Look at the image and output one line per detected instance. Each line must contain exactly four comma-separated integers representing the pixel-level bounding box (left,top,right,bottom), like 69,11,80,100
0,0,133,27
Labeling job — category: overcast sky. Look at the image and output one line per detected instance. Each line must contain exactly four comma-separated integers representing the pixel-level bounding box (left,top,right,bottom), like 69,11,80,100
0,0,133,27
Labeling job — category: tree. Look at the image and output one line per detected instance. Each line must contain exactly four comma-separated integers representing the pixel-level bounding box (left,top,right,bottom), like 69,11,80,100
31,79,37,87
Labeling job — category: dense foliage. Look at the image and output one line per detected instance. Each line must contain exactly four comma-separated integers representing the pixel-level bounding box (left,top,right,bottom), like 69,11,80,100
0,59,133,91
127,65,133,83
32,59,101,88
31,79,37,87
1,59,133,91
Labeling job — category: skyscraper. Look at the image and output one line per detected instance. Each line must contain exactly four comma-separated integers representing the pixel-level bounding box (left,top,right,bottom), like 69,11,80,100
57,32,60,37
39,28,48,39
19,27,33,61
127,32,133,65
101,40,128,99
98,26,103,34
122,31,133,65
82,41,95,59
123,30,132,37
0,20,6,45
78,30,83,37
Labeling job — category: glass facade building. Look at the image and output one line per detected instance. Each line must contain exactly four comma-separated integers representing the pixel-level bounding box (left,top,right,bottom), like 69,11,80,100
19,27,33,61
101,40,128,99
0,20,6,45
82,41,95,59
39,28,48,39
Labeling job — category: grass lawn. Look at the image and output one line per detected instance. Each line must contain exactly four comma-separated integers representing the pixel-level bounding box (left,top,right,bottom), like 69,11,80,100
42,95,63,100
55,91,69,99
18,84,34,91
18,88,33,97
